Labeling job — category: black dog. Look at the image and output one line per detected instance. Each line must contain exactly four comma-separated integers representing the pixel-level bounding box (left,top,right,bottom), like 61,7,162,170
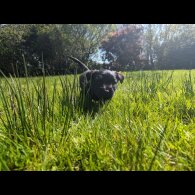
68,56,124,102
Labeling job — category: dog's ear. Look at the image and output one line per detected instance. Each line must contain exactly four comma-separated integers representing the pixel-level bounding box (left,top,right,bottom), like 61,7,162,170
115,72,124,83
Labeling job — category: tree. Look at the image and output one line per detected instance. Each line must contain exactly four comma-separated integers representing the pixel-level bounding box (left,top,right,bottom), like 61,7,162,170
152,24,195,69
60,24,115,63
100,24,144,71
165,24,195,69
21,24,61,75
0,24,115,76
0,24,28,75
142,24,195,70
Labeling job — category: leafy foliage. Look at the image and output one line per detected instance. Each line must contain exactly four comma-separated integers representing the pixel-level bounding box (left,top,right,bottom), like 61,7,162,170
143,24,195,70
1,24,195,74
100,24,145,71
0,24,114,76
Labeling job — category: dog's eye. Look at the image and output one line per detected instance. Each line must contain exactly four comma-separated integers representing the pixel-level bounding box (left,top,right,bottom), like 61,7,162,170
95,75,103,81
113,79,117,84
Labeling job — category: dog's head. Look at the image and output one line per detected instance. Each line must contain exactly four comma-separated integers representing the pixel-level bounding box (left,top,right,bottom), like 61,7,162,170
67,56,124,101
80,70,124,101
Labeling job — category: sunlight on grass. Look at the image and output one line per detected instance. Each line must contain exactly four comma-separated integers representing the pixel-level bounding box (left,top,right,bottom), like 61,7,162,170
0,70,194,170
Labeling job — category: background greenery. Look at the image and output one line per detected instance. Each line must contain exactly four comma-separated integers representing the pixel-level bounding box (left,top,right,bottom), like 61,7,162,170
1,24,195,76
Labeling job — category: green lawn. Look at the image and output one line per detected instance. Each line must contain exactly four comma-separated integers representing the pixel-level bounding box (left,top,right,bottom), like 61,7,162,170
0,70,194,170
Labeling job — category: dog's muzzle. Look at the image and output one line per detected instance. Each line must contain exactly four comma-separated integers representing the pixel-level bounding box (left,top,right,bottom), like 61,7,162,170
95,85,115,100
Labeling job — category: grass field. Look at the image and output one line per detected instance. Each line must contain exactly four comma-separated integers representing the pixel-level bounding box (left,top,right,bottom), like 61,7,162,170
0,69,194,170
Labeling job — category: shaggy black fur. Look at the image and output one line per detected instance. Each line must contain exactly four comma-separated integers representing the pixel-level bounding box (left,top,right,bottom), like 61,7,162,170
68,56,124,102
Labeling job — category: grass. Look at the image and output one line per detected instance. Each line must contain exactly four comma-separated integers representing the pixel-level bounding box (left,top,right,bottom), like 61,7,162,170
0,69,194,170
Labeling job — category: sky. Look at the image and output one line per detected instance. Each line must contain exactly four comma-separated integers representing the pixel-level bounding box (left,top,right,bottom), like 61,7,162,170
91,49,104,63
91,49,110,64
